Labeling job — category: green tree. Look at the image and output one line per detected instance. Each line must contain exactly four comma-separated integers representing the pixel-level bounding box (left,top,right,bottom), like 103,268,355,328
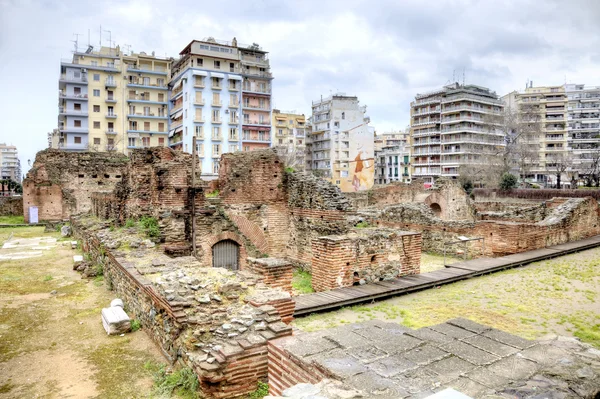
499,173,518,190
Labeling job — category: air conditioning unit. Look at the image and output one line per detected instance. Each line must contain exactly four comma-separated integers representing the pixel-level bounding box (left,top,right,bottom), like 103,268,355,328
225,110,229,114
82,68,87,72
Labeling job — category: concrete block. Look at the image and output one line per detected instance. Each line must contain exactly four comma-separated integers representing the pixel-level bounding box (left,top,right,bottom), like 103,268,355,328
101,306,131,335
73,255,84,264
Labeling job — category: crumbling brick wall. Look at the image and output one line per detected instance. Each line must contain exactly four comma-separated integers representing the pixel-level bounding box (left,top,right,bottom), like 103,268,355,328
345,180,426,208
22,149,128,222
0,197,23,217
424,178,476,221
311,229,421,292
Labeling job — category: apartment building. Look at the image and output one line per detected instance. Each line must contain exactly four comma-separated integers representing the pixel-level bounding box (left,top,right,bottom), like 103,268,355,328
512,84,569,185
0,143,21,182
272,109,308,171
309,95,374,192
410,83,504,184
374,132,411,184
566,84,600,182
56,45,171,153
169,38,273,179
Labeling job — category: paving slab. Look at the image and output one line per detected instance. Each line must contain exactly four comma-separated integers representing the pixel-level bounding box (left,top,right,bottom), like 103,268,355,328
462,335,520,357
323,331,371,350
485,354,539,380
373,333,423,355
447,318,492,334
430,323,476,339
394,368,443,394
348,344,389,364
425,356,477,383
402,345,450,366
440,341,500,366
318,354,368,379
441,377,491,398
465,367,511,389
483,328,536,349
518,343,571,367
367,354,419,377
286,335,339,357
406,327,457,346
353,324,408,341
345,371,410,398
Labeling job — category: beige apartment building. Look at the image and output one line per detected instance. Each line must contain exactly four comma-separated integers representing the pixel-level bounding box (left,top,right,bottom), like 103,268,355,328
410,83,504,185
272,109,307,171
0,143,21,182
55,45,172,154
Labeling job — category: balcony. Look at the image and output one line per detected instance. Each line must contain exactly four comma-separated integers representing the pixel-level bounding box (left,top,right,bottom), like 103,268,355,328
442,93,502,106
241,70,273,79
212,118,222,124
127,129,168,135
194,98,205,106
229,118,239,125
127,95,168,105
59,107,88,116
105,112,117,119
242,136,270,143
228,84,241,91
211,134,222,141
127,113,168,120
212,83,223,90
242,104,270,111
228,134,239,141
105,129,118,135
127,65,168,75
59,92,88,101
240,54,270,65
59,127,88,134
242,120,271,127
59,74,88,84
242,86,271,94
105,78,117,88
105,96,117,103
127,82,167,90
229,102,240,108
212,100,222,107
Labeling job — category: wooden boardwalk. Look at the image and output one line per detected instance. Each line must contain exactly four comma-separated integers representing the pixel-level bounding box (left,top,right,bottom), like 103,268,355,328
293,235,600,316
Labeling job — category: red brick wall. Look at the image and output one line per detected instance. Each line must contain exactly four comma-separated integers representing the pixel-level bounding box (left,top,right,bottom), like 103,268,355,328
268,337,327,396
246,258,293,294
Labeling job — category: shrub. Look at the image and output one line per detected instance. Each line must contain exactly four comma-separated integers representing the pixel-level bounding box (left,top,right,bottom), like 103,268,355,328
248,381,269,399
206,189,220,198
130,319,141,332
285,166,295,173
473,188,600,200
124,219,136,228
499,173,518,191
144,363,199,398
139,216,160,239
355,221,369,228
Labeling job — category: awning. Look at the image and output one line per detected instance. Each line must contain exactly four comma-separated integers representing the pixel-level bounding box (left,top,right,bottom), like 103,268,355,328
192,70,207,76
242,126,271,131
276,116,286,121
228,75,242,81
170,109,183,120
172,79,183,91
168,126,183,138
210,72,225,79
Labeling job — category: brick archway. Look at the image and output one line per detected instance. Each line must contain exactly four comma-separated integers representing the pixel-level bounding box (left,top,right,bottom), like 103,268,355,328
202,231,248,270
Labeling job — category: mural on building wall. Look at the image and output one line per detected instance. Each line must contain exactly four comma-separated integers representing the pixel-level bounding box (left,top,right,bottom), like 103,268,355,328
340,125,374,192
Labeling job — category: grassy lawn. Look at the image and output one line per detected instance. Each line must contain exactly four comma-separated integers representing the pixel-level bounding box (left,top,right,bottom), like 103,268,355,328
0,215,25,225
420,252,462,273
294,248,600,348
292,269,314,295
0,226,52,246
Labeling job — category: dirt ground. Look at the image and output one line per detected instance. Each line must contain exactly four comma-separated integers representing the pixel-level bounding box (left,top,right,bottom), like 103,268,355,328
0,227,168,398
294,248,600,348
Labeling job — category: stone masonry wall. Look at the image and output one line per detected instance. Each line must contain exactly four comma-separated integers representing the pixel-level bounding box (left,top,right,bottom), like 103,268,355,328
71,216,293,399
23,149,128,222
311,229,421,292
0,196,23,217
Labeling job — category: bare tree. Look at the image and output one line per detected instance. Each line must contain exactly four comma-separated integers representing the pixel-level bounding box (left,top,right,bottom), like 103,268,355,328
579,149,600,187
274,145,307,172
547,151,574,188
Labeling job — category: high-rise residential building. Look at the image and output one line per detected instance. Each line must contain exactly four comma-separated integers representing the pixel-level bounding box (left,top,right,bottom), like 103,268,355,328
565,84,600,183
169,38,273,179
272,109,308,171
374,131,411,184
0,143,21,182
57,45,172,154
309,94,374,192
410,83,504,184
512,84,569,186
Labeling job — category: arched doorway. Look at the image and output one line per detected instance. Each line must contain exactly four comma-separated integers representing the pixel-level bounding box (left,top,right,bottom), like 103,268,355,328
212,240,240,270
430,203,442,216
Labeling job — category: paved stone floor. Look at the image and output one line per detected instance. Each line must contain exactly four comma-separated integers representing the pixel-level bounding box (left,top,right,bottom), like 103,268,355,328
0,236,57,260
276,318,600,398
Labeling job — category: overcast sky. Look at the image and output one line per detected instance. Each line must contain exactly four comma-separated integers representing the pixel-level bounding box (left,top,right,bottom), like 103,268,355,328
1,0,599,177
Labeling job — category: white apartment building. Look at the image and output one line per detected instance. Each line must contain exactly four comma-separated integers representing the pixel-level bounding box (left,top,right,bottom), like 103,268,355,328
374,132,411,184
309,94,374,192
410,83,504,184
0,143,21,182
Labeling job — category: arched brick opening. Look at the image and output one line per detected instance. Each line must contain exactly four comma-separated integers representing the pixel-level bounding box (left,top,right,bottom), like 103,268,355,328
203,231,248,270
430,202,442,216
212,239,240,270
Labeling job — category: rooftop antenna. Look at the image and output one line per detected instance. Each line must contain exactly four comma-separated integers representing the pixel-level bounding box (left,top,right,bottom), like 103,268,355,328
72,33,82,53
99,25,102,48
104,29,112,49
123,44,132,55
87,29,90,47
452,69,456,83
462,68,465,86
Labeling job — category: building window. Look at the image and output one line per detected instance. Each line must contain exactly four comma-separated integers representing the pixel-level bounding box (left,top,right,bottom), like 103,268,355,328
93,73,100,81
197,58,203,66
74,120,81,127
195,126,203,137
213,126,221,138
93,121,100,129
278,139,283,144
229,128,237,139
74,87,81,95
230,144,238,152
213,144,220,156
158,122,165,132
93,89,100,97
334,121,339,127
93,105,100,112
159,137,165,146
185,109,188,119
130,121,138,130
212,109,220,122
144,122,150,131
108,122,114,130
213,161,219,174
342,112,345,120
214,60,220,69
158,93,164,102
230,62,235,72
108,138,114,146
93,138,100,145
142,137,150,147
128,138,136,147
74,136,82,144
185,126,188,136
157,78,165,87
143,106,150,116
184,92,188,102
91,61,98,66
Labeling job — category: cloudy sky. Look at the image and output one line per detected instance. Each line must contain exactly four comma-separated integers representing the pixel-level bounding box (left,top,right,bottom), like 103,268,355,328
1,0,599,176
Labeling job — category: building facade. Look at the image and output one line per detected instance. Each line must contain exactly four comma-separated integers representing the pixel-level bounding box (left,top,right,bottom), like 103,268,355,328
374,132,411,184
167,38,273,179
0,144,21,182
410,83,504,184
56,46,172,154
566,84,600,184
309,95,374,192
272,110,308,171
512,84,569,186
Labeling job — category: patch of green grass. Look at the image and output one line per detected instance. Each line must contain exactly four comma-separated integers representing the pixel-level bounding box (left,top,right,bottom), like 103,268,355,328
0,382,14,394
144,362,199,399
247,381,269,399
284,167,295,173
124,219,136,228
43,275,53,281
139,216,160,239
131,319,141,332
292,269,314,294
0,215,25,224
206,189,220,198
354,221,369,228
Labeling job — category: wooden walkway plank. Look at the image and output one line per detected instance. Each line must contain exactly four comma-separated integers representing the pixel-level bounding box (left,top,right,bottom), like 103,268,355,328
293,235,600,316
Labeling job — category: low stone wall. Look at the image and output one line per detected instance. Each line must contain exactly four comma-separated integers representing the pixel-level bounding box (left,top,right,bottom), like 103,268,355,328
71,216,293,399
311,228,421,292
247,258,293,294
0,196,22,216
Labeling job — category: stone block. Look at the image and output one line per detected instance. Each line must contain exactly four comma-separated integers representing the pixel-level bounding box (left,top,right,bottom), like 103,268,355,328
462,335,520,357
367,354,419,377
429,323,476,340
73,255,83,264
482,328,535,350
406,328,456,346
101,306,131,335
485,355,539,380
402,345,450,366
440,341,500,366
